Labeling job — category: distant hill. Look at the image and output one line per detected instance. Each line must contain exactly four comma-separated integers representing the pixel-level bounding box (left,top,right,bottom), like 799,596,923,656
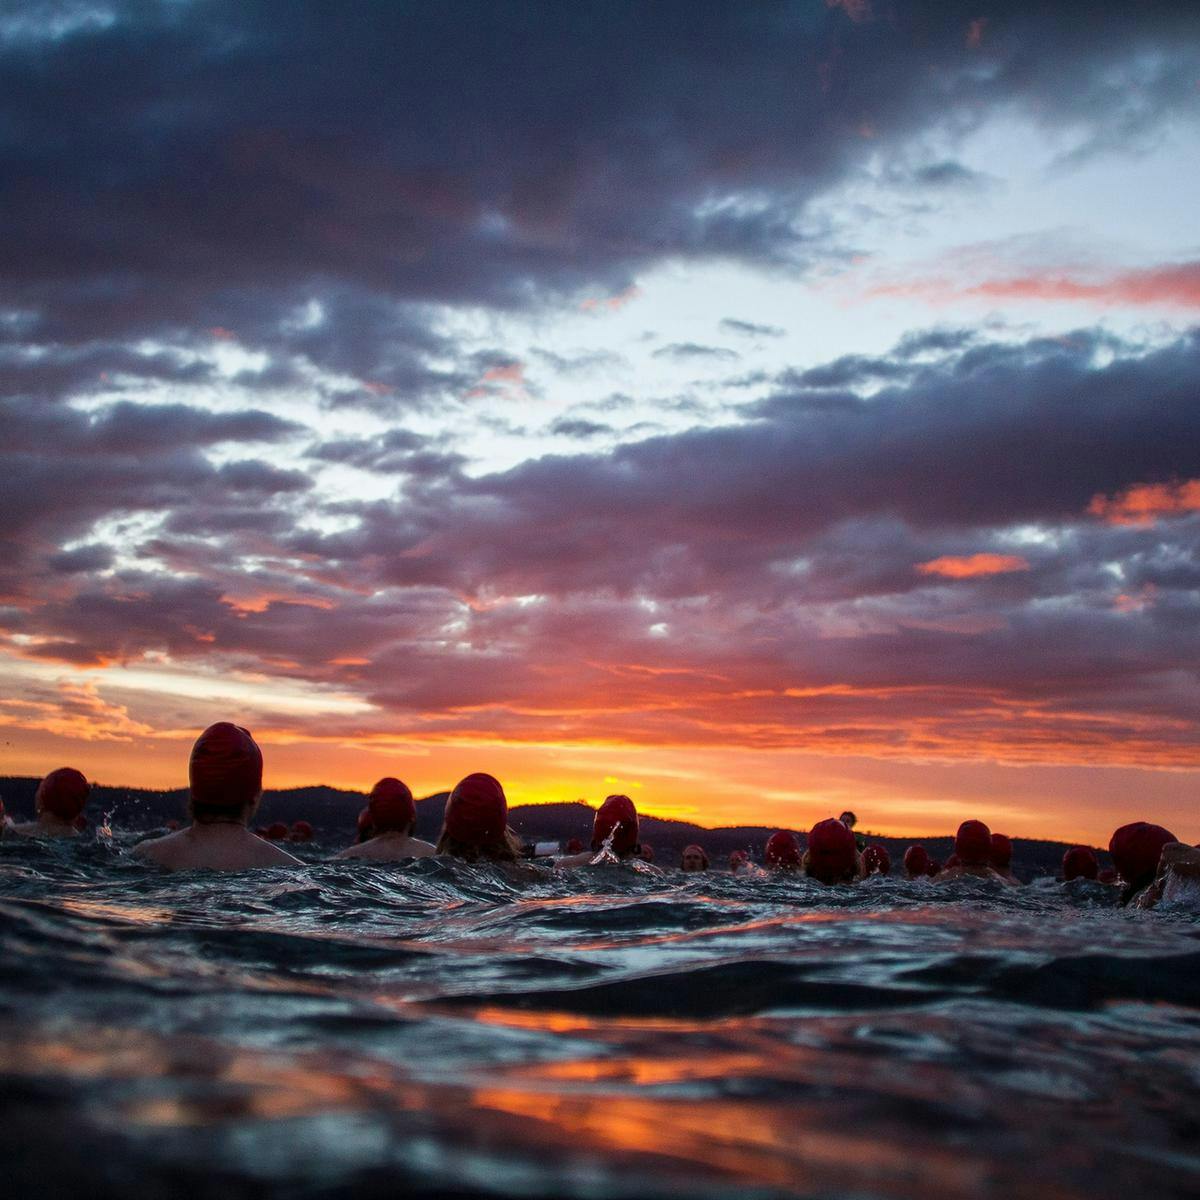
0,776,1108,879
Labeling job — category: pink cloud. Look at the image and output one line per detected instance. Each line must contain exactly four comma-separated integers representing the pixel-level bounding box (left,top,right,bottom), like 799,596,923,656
869,261,1200,309
580,285,641,314
826,0,873,23
1088,479,1200,526
916,554,1030,579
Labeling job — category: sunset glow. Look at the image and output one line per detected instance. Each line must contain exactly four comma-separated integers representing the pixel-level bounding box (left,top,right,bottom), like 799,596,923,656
3,2,1199,845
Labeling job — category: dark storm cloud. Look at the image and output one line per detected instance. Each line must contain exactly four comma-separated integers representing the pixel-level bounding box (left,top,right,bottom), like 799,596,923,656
3,1,1197,376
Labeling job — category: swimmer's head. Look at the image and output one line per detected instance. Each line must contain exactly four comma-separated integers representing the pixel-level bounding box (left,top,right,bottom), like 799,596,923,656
988,833,1013,870
35,767,90,824
639,843,655,862
729,849,749,871
903,845,930,878
680,844,708,872
806,818,859,884
188,723,262,822
1109,822,1177,893
356,806,374,843
591,794,638,856
368,777,416,835
290,820,313,842
1062,846,1098,881
954,820,992,867
839,811,858,829
862,844,891,875
764,830,801,869
565,837,584,855
439,773,519,862
266,822,289,840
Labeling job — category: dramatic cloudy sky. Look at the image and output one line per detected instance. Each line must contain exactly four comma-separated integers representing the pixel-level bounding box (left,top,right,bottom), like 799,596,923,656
3,0,1199,842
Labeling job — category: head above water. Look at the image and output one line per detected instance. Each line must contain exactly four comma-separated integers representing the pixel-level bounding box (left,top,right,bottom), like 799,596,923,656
729,849,749,870
806,818,859,884
188,723,263,822
903,845,930,878
989,833,1013,870
368,777,416,834
954,820,992,867
1109,822,1177,892
592,794,638,856
290,820,313,842
839,811,857,829
1062,846,1099,881
764,830,801,869
638,843,655,863
565,837,584,855
446,777,511,854
266,822,289,840
680,844,708,871
35,767,90,823
861,844,891,875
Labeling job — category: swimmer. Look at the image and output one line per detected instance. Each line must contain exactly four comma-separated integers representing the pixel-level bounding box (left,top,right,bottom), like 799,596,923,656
763,830,802,870
133,723,302,871
861,844,891,875
639,843,655,863
936,822,1016,884
989,833,1020,884
838,810,867,852
333,778,435,862
436,773,524,863
290,820,314,843
565,837,584,855
1108,821,1177,908
1061,846,1099,882
803,818,861,885
903,845,930,878
680,843,708,872
355,807,374,843
556,794,640,867
729,848,750,873
6,768,90,839
265,822,289,841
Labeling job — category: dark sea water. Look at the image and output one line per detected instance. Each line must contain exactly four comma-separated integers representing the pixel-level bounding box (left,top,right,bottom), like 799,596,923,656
2,831,1199,1200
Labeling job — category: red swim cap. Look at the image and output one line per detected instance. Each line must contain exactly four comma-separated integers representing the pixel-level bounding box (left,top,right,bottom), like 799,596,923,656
807,818,859,884
729,849,748,869
291,820,313,841
764,830,801,868
862,844,891,875
681,844,708,870
1109,822,1177,889
989,833,1013,869
1062,846,1098,881
368,777,416,833
954,821,992,866
639,843,655,862
445,773,508,845
565,837,584,855
591,794,638,855
266,822,289,840
189,723,262,808
35,767,90,822
903,845,930,877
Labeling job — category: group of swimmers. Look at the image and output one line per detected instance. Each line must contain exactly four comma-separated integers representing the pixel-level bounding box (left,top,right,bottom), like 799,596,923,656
3,722,1197,909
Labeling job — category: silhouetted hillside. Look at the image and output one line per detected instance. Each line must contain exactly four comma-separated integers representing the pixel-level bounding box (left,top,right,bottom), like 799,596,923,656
0,775,1111,878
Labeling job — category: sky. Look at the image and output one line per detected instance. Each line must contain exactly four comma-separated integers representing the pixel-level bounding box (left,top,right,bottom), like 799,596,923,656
2,0,1199,844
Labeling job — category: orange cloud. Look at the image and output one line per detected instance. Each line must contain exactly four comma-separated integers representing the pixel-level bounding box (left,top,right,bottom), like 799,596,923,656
915,553,1030,579
1088,479,1200,526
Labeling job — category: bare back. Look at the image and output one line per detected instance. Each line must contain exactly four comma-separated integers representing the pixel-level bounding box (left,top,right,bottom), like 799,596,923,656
134,824,303,872
332,832,436,862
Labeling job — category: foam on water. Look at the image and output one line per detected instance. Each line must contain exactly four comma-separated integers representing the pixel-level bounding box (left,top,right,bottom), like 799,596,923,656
2,833,1199,1199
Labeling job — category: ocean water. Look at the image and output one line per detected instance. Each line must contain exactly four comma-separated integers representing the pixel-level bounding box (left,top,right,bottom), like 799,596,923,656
2,833,1199,1200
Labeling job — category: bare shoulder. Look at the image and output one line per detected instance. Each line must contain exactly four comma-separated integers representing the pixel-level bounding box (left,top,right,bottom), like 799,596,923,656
253,838,303,867
330,844,364,861
132,829,184,864
407,838,437,858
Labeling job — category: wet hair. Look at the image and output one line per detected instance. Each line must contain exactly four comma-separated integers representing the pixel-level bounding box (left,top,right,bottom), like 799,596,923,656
436,826,523,864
